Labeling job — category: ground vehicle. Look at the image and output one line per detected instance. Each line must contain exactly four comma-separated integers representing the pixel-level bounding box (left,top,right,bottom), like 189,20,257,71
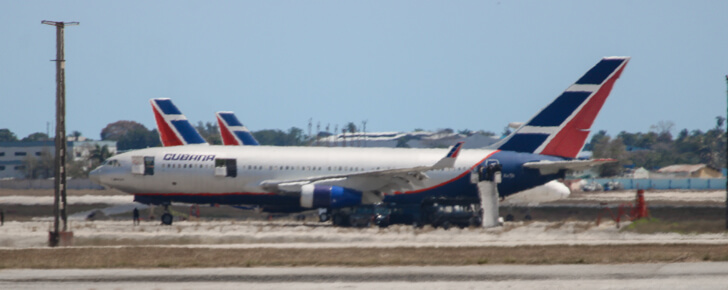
331,204,392,227
421,197,482,229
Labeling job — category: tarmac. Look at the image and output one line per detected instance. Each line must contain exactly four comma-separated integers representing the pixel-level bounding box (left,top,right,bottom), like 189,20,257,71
3,263,728,289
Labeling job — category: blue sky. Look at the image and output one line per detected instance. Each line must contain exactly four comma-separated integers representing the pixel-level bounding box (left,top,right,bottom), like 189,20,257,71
1,1,727,140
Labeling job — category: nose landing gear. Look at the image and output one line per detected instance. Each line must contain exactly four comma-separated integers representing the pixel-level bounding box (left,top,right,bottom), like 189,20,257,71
161,204,173,225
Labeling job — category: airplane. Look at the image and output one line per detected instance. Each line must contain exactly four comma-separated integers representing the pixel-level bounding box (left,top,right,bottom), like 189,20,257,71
216,111,260,146
90,56,630,226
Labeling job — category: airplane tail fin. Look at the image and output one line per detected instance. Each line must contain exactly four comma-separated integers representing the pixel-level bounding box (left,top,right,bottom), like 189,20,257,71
150,98,208,146
432,142,464,169
491,57,630,158
216,112,260,146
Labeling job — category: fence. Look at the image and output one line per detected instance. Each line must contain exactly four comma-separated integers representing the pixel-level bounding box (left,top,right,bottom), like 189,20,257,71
587,178,726,190
0,179,104,190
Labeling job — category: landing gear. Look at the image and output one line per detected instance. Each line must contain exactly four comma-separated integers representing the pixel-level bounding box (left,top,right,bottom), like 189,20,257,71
318,208,330,222
319,213,330,222
161,204,173,225
504,213,514,222
524,207,533,221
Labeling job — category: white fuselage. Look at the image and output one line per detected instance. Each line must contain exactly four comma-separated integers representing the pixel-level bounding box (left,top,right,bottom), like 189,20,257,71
91,145,498,196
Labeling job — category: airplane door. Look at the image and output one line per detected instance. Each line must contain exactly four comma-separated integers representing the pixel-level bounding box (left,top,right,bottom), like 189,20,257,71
131,156,155,176
131,156,144,175
214,158,237,177
144,156,154,176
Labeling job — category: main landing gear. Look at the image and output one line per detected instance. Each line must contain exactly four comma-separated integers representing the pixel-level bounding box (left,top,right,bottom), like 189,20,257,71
161,204,173,226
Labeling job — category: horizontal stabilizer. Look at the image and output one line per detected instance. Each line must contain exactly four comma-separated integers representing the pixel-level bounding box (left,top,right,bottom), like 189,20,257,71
523,158,616,175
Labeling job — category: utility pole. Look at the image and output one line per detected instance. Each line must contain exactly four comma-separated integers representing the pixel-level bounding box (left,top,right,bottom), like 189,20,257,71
725,75,727,230
362,120,367,148
42,20,78,247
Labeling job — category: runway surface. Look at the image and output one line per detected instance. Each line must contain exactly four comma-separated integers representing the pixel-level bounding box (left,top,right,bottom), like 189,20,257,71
2,263,728,289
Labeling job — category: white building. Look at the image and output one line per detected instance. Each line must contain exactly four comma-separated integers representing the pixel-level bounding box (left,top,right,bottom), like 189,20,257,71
314,131,499,149
0,140,117,179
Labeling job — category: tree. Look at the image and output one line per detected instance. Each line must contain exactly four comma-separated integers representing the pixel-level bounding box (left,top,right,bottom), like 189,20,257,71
0,129,18,142
101,121,145,141
21,148,53,179
21,132,50,142
101,121,160,150
584,130,608,151
458,129,472,136
345,122,358,134
90,144,112,165
252,127,306,146
501,126,512,137
195,121,221,145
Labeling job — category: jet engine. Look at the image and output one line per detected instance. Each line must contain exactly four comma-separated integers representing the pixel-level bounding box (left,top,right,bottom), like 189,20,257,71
300,184,362,208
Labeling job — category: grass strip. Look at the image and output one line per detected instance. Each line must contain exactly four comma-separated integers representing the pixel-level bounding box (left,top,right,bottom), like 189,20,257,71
2,244,728,269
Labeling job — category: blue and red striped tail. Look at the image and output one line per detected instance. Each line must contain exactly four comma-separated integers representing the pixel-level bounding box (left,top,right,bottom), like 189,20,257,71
150,98,208,147
492,57,630,158
446,141,464,158
216,112,260,146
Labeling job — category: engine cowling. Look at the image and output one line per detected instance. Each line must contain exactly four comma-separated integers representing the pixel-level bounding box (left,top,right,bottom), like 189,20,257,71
300,184,362,208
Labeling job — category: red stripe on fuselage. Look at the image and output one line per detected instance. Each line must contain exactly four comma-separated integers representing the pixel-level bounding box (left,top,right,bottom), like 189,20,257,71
153,105,184,147
393,150,500,195
540,62,628,158
134,192,277,196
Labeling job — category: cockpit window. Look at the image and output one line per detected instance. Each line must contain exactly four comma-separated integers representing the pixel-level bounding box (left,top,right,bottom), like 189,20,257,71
105,159,120,167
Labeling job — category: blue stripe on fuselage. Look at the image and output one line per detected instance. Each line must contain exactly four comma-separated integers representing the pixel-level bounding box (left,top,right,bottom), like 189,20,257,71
385,151,566,204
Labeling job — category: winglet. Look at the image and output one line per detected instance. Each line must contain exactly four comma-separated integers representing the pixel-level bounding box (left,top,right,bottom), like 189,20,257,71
150,98,208,146
491,57,630,158
433,142,464,169
216,112,260,146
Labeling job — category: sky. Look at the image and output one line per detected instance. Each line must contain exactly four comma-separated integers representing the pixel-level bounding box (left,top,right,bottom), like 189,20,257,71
1,1,727,141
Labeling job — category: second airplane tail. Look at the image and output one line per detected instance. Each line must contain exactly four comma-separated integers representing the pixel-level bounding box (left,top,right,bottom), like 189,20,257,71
491,56,630,158
216,111,260,146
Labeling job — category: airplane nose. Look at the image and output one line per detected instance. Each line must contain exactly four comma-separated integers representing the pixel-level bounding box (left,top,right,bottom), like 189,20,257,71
89,168,101,184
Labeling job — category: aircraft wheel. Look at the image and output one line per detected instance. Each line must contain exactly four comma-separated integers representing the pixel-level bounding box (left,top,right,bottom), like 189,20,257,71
441,221,451,230
470,216,482,227
333,214,345,226
161,213,173,225
319,213,330,222
505,214,514,222
524,214,532,221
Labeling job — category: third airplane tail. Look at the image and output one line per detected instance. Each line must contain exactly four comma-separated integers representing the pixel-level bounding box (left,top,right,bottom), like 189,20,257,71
491,56,630,158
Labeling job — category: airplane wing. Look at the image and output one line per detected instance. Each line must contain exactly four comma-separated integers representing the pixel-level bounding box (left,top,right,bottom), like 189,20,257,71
260,142,465,194
522,158,616,175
